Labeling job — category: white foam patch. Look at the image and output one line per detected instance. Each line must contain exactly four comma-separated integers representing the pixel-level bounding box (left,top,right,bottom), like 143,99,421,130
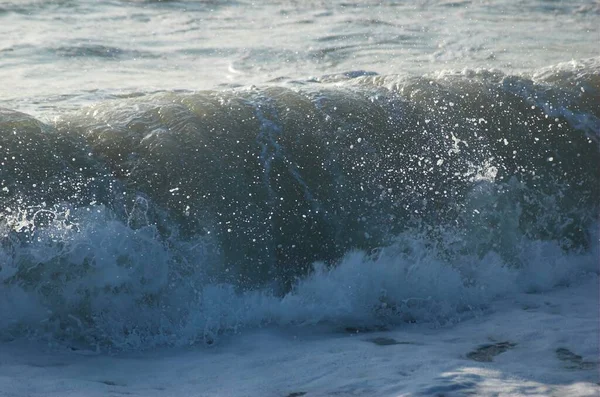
0,205,597,350
0,278,597,396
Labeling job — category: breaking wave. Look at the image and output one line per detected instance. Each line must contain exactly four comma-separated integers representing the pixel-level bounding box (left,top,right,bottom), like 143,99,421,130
1,58,599,349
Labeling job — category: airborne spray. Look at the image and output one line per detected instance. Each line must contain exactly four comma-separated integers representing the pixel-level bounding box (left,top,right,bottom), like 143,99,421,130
1,59,598,349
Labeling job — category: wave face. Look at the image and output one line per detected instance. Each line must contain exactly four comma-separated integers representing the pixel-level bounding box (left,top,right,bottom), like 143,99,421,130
1,59,599,349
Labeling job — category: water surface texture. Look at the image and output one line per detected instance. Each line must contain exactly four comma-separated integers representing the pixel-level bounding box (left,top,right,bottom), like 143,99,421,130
0,0,598,350
1,0,598,113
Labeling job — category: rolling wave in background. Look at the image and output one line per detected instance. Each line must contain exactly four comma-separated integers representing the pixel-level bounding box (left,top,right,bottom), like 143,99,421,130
1,58,598,350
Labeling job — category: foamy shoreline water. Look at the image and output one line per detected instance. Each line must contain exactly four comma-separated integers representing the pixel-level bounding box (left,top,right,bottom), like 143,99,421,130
1,279,598,396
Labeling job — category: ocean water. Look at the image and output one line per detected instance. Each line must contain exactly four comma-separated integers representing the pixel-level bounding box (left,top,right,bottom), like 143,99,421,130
0,0,599,354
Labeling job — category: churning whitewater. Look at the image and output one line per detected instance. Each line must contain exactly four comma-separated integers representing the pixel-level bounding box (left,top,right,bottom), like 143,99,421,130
1,58,598,349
